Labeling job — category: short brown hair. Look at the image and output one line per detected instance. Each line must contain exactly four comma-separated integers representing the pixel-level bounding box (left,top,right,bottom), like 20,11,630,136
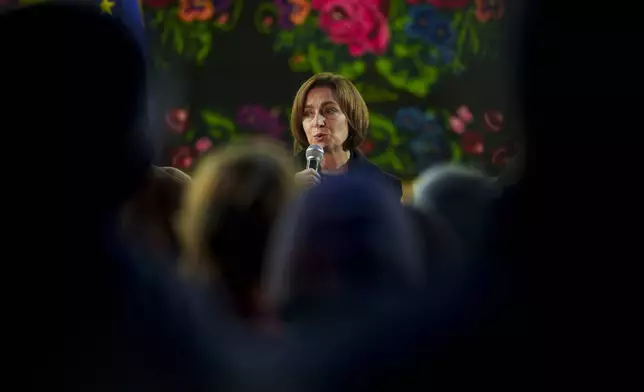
290,72,369,153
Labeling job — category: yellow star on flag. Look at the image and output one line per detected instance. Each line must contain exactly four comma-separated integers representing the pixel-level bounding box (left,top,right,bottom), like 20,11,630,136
99,0,116,15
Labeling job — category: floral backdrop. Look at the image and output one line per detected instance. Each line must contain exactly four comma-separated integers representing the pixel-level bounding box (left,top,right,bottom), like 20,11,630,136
0,0,518,179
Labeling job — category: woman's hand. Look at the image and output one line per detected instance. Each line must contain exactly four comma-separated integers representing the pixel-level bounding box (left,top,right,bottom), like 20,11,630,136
294,169,320,188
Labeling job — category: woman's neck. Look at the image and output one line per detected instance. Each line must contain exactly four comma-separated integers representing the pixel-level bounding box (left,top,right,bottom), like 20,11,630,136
322,150,350,172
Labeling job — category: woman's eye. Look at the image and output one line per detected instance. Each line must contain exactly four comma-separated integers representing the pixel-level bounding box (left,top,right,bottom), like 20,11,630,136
325,108,337,114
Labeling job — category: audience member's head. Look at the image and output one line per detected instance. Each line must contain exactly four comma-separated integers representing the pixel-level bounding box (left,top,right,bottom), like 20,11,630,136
120,166,192,260
264,175,425,319
0,2,152,220
413,164,500,253
403,204,464,270
177,138,295,319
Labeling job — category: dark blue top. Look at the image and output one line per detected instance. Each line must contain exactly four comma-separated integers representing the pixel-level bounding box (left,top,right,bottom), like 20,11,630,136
294,149,403,200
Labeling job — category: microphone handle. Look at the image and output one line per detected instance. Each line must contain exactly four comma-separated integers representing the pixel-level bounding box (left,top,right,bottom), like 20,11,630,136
306,158,321,172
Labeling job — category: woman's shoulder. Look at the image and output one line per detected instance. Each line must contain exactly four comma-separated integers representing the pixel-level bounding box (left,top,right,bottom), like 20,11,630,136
351,150,402,199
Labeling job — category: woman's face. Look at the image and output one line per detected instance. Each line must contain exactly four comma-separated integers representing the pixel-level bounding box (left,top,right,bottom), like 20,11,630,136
302,87,349,152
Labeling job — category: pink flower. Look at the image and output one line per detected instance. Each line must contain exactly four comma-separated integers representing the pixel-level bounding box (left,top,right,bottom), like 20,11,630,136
195,137,213,153
313,0,390,57
456,105,473,124
449,116,465,134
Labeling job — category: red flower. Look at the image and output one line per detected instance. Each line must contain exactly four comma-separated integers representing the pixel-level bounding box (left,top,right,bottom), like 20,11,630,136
165,108,189,134
143,0,174,8
178,0,214,22
475,0,504,22
171,146,194,169
358,139,375,155
461,131,485,155
483,109,504,132
426,0,472,9
313,0,390,57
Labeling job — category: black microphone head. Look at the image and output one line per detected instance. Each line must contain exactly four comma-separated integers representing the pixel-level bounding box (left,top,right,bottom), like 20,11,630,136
305,144,324,161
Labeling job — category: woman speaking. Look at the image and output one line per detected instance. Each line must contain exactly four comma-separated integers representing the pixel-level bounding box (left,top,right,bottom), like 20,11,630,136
290,72,402,200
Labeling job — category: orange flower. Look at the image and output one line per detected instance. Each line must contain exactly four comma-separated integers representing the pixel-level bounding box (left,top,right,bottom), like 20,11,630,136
288,0,311,25
178,0,214,22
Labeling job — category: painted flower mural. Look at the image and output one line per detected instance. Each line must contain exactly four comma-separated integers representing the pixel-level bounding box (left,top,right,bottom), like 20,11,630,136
162,104,291,170
235,105,287,138
145,0,241,65
135,0,513,177
255,0,502,99
395,108,449,171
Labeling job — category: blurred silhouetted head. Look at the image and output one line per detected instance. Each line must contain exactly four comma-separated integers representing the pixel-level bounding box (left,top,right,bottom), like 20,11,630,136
0,2,152,217
177,138,295,318
413,164,500,253
264,175,425,318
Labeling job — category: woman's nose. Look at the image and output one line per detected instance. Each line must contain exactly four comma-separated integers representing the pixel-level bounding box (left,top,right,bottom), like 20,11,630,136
314,112,325,126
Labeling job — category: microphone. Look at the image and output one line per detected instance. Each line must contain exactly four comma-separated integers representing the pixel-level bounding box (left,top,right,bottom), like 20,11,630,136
305,144,324,172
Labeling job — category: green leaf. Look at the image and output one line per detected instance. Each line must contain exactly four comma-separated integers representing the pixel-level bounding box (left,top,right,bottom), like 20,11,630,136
407,78,429,97
201,110,235,133
185,128,196,141
370,127,386,141
420,65,439,84
307,44,335,74
196,45,210,64
338,61,365,80
173,26,184,54
161,24,171,44
375,57,393,73
209,128,223,139
389,0,404,19
368,154,388,166
375,58,408,88
392,16,411,32
450,141,463,163
393,43,410,58
357,83,399,103
390,152,404,172
469,25,480,54
370,151,404,173
151,10,164,27
452,10,464,27
194,32,212,64
274,30,295,51
293,16,321,48
370,114,398,144
457,23,468,49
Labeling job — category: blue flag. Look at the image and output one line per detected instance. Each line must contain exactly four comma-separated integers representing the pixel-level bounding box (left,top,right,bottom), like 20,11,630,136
96,0,146,54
